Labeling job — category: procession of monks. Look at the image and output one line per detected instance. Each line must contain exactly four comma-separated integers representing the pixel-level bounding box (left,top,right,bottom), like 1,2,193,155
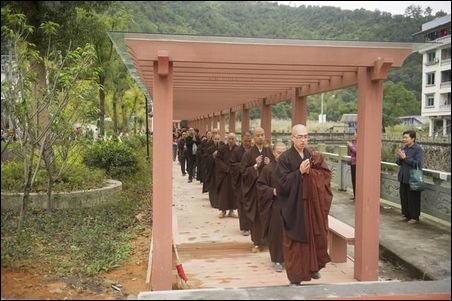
176,124,333,286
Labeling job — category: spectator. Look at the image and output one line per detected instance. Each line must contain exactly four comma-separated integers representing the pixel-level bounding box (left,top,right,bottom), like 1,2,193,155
396,130,424,224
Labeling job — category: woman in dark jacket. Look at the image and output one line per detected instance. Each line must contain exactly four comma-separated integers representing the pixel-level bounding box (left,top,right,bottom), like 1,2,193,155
396,130,424,224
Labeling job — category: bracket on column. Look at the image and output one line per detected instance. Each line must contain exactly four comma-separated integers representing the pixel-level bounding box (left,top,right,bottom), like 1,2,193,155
371,58,393,81
157,50,169,76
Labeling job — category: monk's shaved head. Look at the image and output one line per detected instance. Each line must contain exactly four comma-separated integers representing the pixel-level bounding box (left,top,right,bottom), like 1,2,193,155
253,127,265,147
254,127,265,135
292,124,308,136
273,142,287,151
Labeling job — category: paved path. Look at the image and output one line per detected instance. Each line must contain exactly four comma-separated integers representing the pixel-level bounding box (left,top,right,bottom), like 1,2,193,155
172,162,356,289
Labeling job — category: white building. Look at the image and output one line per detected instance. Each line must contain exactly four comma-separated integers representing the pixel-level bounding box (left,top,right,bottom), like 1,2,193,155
417,15,451,137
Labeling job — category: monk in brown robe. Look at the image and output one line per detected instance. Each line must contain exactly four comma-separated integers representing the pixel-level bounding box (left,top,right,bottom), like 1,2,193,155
240,127,275,252
275,124,333,286
216,133,238,218
256,142,287,273
206,133,222,209
230,131,253,236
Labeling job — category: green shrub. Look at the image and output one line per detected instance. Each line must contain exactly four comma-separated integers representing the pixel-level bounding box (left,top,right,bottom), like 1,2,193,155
122,134,147,149
1,160,106,193
83,140,138,178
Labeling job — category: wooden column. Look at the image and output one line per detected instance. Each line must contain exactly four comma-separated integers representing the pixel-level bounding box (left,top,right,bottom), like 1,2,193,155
219,113,226,140
208,115,212,131
229,110,236,134
291,88,307,126
151,52,173,290
354,66,384,281
261,99,272,142
242,106,250,135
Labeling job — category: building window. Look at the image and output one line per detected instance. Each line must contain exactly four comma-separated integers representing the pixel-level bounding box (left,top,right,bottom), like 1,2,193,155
427,51,436,64
441,70,451,83
442,48,451,60
426,72,435,86
425,94,435,107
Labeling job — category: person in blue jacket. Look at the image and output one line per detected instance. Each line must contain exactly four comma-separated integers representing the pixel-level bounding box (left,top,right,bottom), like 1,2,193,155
396,130,424,224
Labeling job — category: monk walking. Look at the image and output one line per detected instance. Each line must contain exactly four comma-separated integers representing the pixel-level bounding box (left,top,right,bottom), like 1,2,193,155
240,127,274,252
275,124,333,286
256,142,287,272
216,133,238,218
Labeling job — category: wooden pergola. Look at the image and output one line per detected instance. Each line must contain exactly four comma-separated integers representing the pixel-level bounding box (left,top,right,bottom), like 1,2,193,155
109,32,416,291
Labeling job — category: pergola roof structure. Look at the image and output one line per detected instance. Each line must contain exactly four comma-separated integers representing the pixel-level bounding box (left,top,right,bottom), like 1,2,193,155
109,32,427,292
109,32,423,120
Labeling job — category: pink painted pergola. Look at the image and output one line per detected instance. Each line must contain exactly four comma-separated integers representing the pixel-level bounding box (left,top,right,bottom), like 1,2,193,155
110,32,416,291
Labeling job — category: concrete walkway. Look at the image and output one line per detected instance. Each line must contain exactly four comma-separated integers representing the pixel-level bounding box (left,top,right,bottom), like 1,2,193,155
329,186,451,281
171,163,355,288
143,161,451,299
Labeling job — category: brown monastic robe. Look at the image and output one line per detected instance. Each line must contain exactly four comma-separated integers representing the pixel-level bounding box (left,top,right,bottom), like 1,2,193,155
256,161,284,263
230,144,250,232
205,141,220,208
215,143,237,211
275,145,332,283
240,145,275,246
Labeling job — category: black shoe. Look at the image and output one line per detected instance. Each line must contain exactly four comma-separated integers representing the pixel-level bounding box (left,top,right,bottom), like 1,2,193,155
311,271,321,279
289,282,301,287
182,173,186,176
188,179,193,183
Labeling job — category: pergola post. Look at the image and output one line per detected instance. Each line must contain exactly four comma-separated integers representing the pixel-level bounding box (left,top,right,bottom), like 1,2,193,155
261,99,272,142
242,106,250,135
208,115,212,131
219,113,226,140
151,52,173,291
229,110,236,134
291,88,307,126
354,66,385,281
212,113,218,130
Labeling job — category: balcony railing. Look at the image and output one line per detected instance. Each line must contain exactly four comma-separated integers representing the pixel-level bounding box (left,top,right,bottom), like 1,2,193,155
441,58,451,65
440,81,451,88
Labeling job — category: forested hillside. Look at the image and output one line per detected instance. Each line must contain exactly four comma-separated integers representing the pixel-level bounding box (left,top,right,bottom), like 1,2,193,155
121,1,446,124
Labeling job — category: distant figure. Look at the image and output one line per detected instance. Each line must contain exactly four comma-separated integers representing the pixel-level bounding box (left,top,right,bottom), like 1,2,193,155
276,124,332,286
346,130,357,200
172,134,178,162
396,130,424,224
177,132,187,176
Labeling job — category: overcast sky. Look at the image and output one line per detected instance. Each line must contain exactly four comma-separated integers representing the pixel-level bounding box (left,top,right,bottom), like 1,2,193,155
276,1,451,15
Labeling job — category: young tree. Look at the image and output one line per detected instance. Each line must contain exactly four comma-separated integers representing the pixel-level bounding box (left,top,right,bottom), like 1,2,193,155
1,8,97,231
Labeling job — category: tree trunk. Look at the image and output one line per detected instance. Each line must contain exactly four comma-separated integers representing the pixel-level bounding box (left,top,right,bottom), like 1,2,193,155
121,96,128,134
112,91,118,138
99,74,106,137
18,167,33,233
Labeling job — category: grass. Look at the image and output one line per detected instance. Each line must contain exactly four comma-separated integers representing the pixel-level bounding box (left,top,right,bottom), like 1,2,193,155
1,140,152,277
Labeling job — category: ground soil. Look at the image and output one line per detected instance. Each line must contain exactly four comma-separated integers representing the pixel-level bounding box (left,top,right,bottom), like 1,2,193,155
1,228,152,300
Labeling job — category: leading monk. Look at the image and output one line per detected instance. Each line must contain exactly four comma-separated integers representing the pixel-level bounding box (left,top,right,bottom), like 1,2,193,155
275,124,333,286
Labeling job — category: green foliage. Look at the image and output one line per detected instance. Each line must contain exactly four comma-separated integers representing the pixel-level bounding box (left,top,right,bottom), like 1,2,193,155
383,81,420,127
1,159,106,193
1,145,152,276
1,200,137,276
83,140,138,178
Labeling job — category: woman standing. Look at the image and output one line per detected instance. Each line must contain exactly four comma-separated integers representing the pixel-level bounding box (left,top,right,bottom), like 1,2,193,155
396,130,424,224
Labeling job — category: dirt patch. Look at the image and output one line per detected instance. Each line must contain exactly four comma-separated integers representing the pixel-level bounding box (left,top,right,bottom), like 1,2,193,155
1,229,152,300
